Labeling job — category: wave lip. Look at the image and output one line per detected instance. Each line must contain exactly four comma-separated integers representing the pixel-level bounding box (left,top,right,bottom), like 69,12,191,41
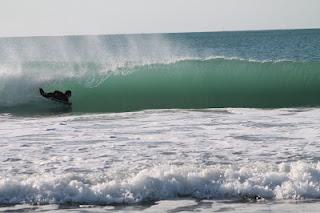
0,161,320,205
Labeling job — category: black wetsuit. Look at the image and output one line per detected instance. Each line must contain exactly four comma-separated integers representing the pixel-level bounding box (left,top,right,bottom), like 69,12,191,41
40,88,69,102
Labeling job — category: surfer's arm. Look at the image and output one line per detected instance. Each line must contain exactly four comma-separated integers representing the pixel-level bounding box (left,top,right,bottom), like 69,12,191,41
39,88,49,97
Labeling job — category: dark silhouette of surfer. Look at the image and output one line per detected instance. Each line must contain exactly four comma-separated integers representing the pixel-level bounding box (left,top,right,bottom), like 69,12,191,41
39,88,72,105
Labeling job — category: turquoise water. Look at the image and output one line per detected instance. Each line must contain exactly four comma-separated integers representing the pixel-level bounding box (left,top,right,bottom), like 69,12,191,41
0,29,320,113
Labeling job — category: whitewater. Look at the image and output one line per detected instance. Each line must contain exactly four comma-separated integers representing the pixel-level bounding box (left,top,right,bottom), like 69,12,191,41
1,29,320,212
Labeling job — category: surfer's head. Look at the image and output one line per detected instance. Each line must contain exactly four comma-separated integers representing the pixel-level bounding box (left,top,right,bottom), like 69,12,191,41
65,90,72,97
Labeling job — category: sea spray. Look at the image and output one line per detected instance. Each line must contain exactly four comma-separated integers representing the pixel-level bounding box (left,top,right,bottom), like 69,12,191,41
1,30,320,113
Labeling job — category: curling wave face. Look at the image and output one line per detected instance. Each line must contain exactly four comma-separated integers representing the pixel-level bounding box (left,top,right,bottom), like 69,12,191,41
0,30,320,114
1,58,320,113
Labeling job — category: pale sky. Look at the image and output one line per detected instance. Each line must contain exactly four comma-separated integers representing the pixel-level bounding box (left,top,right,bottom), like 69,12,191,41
0,0,319,37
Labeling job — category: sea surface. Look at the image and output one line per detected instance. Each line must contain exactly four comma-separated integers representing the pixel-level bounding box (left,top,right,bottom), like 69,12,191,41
1,29,320,212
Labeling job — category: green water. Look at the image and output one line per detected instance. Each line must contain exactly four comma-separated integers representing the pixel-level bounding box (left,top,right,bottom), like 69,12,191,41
1,29,320,114
45,59,320,112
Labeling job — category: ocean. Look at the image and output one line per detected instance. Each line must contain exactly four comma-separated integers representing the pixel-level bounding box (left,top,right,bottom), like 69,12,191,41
1,29,320,212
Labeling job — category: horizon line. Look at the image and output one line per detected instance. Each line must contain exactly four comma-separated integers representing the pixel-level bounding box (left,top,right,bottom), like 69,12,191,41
0,27,319,39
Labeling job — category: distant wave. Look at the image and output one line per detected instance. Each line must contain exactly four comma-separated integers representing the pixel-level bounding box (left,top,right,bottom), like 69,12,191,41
1,58,320,114
0,161,319,205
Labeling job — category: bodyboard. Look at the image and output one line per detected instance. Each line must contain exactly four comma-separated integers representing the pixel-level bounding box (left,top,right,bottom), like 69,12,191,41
47,97,72,106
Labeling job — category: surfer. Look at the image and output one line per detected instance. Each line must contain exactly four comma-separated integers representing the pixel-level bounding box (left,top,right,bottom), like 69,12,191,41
39,88,72,104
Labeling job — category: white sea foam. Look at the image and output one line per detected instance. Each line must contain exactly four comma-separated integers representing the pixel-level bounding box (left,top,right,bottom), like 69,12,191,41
0,162,320,205
1,108,320,205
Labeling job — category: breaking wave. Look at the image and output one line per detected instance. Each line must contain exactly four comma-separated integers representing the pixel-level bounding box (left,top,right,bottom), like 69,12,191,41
0,58,320,114
1,161,320,205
